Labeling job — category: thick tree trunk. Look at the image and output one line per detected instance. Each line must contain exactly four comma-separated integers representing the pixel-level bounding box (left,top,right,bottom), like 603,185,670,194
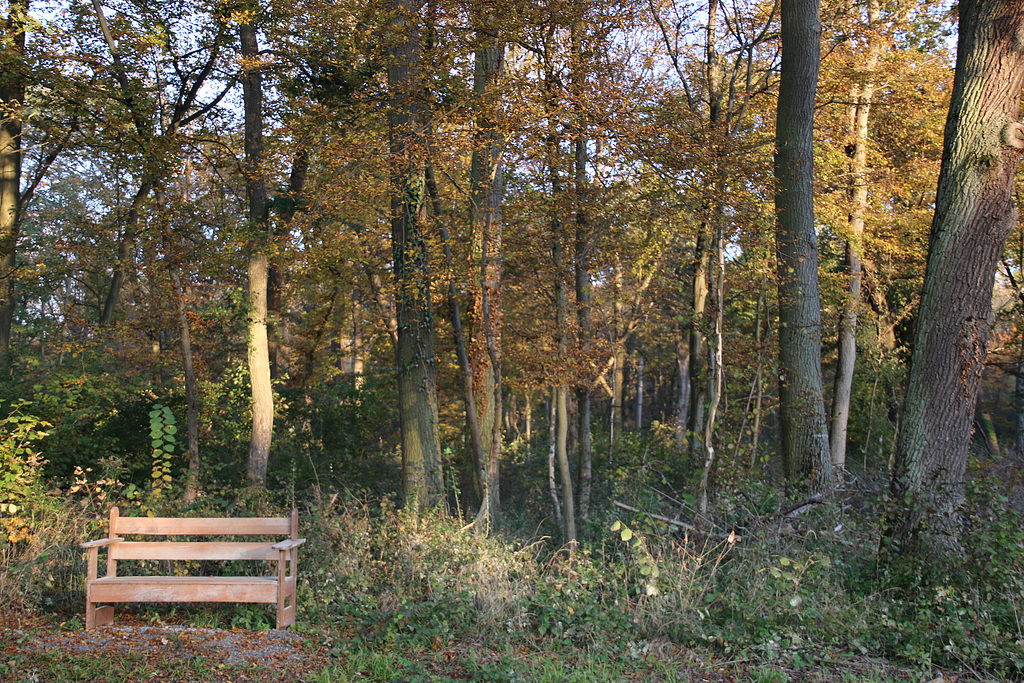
241,20,273,485
887,0,1024,556
830,0,881,471
388,0,443,510
0,0,27,365
775,0,833,491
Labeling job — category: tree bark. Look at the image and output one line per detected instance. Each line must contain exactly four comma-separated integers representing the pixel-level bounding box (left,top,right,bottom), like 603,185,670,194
241,19,273,485
0,0,28,365
775,0,833,491
886,0,1024,557
388,0,443,510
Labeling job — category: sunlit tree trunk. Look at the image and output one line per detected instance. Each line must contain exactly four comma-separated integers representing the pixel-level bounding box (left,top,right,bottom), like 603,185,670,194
775,0,833,491
887,0,1024,556
388,0,443,510
831,0,881,471
469,19,505,526
0,0,28,365
241,18,273,485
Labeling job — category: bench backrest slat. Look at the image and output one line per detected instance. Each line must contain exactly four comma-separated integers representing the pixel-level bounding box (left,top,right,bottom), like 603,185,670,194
110,541,278,561
113,516,291,537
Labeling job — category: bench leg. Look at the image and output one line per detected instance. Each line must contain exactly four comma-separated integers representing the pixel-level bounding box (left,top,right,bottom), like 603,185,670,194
86,603,114,629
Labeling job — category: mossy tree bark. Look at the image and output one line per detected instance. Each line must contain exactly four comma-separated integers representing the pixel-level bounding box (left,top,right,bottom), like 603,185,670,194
388,0,444,511
886,0,1024,556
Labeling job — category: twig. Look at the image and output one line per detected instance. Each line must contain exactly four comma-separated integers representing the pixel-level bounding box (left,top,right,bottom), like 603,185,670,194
614,500,695,530
778,493,824,517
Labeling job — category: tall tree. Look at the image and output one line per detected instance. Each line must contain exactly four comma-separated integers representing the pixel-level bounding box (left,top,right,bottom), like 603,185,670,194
241,13,273,485
387,0,444,510
829,0,882,471
886,0,1024,557
774,0,833,491
0,0,28,365
467,10,505,526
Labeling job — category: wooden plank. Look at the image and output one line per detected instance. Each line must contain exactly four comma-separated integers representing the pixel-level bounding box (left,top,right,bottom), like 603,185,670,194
94,605,114,627
113,516,291,536
90,576,278,603
110,541,277,561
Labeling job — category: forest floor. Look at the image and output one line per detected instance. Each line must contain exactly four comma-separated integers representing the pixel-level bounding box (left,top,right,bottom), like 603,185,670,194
0,611,956,683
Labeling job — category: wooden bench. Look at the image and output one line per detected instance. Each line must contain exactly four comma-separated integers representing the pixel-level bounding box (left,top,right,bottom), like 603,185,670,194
81,506,305,630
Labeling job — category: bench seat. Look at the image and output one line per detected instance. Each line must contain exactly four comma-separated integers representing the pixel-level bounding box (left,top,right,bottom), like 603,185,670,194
89,575,288,603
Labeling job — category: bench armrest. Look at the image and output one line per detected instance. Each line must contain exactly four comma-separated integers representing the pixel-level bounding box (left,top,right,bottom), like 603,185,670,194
80,537,121,549
272,538,306,550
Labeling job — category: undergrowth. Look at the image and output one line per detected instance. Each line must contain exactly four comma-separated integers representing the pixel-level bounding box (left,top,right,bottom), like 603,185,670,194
2,423,1023,682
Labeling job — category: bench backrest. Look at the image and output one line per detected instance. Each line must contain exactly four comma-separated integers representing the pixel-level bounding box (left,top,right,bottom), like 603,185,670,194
105,506,298,563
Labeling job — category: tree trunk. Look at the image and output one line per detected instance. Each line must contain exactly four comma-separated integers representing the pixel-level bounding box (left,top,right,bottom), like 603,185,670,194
687,228,711,457
469,21,505,526
886,0,1024,557
268,148,309,380
774,0,833,492
388,0,443,510
611,261,626,448
830,0,881,471
0,0,27,365
241,19,273,485
674,329,691,450
547,389,563,530
172,269,201,504
634,353,644,432
556,384,576,546
696,226,725,520
1015,352,1024,462
572,21,592,521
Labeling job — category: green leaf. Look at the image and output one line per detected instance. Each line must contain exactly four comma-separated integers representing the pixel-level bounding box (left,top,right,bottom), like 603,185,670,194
165,425,178,435
163,444,175,453
780,557,792,566
610,521,621,532
620,528,633,541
